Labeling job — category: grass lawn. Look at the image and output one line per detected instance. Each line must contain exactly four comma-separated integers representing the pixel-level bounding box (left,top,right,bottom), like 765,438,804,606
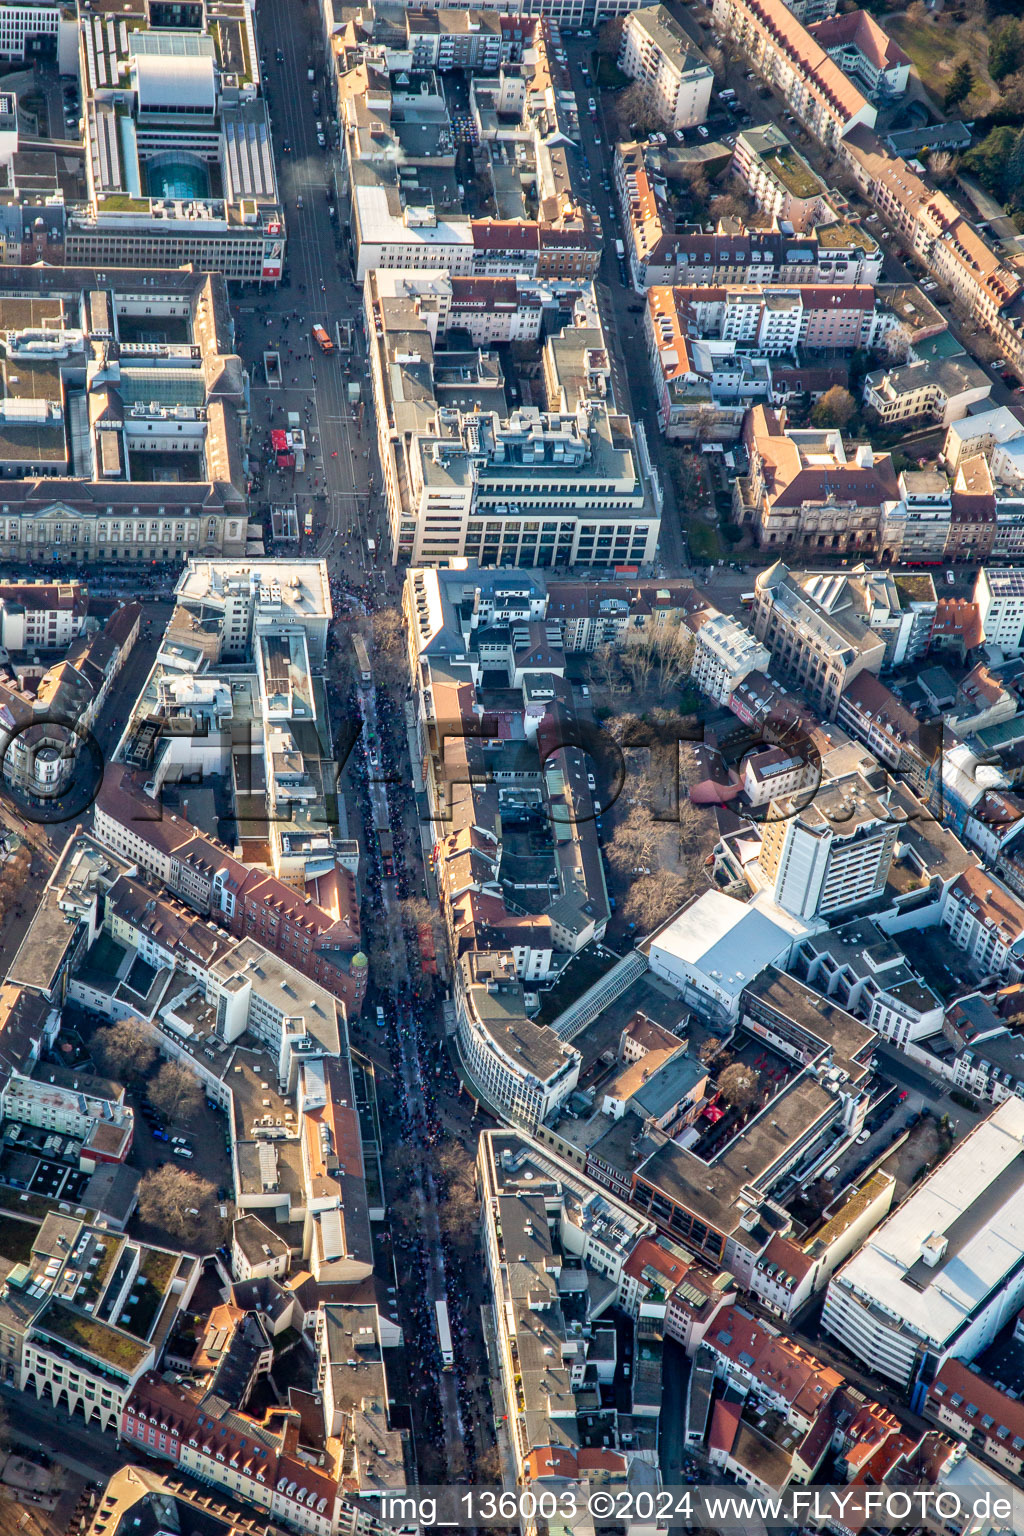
687,518,722,562
886,10,998,110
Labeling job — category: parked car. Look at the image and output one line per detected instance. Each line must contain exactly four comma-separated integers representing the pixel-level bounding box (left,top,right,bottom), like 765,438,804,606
173,1146,194,1159
171,1136,190,1147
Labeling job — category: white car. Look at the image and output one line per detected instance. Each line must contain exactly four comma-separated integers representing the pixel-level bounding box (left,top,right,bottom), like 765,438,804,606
171,1136,190,1146
588,97,597,111
173,1147,194,1159
697,125,708,137
946,570,956,585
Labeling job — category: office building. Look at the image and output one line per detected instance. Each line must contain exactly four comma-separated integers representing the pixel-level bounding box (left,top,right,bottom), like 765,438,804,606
864,351,991,429
646,888,814,1025
0,267,247,559
68,0,284,281
738,406,898,553
618,6,714,131
367,274,659,566
0,0,76,67
823,1097,1024,1398
750,562,887,716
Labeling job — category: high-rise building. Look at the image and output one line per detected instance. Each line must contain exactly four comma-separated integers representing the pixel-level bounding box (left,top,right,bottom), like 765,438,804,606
757,770,900,920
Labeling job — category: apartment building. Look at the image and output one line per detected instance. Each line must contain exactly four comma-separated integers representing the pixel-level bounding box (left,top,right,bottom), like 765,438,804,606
730,123,832,232
750,561,886,716
618,6,714,131
478,1129,653,1485
944,405,1024,481
843,127,1023,341
367,274,658,566
864,350,991,429
645,283,884,436
926,1361,1024,1482
738,405,898,553
711,0,877,150
757,772,900,920
122,1374,342,1535
0,1212,198,1427
389,0,645,24
976,567,1024,653
692,612,770,704
0,583,86,652
68,0,284,281
797,920,943,1046
404,9,511,71
369,270,600,348
93,770,367,1016
823,1097,1024,1398
614,140,882,290
2,1064,134,1159
940,866,1024,980
806,10,910,99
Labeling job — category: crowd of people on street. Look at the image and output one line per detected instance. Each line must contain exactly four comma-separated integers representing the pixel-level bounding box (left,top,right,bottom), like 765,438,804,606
327,608,498,1483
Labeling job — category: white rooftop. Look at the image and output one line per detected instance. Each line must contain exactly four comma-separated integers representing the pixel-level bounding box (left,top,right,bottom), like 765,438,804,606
832,1097,1024,1349
133,51,216,113
648,888,813,1000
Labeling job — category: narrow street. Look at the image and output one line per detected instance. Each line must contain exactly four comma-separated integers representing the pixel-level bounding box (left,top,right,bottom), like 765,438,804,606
355,674,468,1479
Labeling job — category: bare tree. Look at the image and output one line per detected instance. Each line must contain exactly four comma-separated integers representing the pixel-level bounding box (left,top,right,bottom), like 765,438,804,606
698,1036,724,1065
622,871,689,931
709,192,750,223
882,321,915,365
613,81,660,140
704,44,726,81
586,642,626,695
138,1164,216,1242
94,1017,157,1081
717,1062,762,1110
606,804,661,874
928,150,955,184
149,1060,203,1124
596,17,623,57
371,608,407,688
